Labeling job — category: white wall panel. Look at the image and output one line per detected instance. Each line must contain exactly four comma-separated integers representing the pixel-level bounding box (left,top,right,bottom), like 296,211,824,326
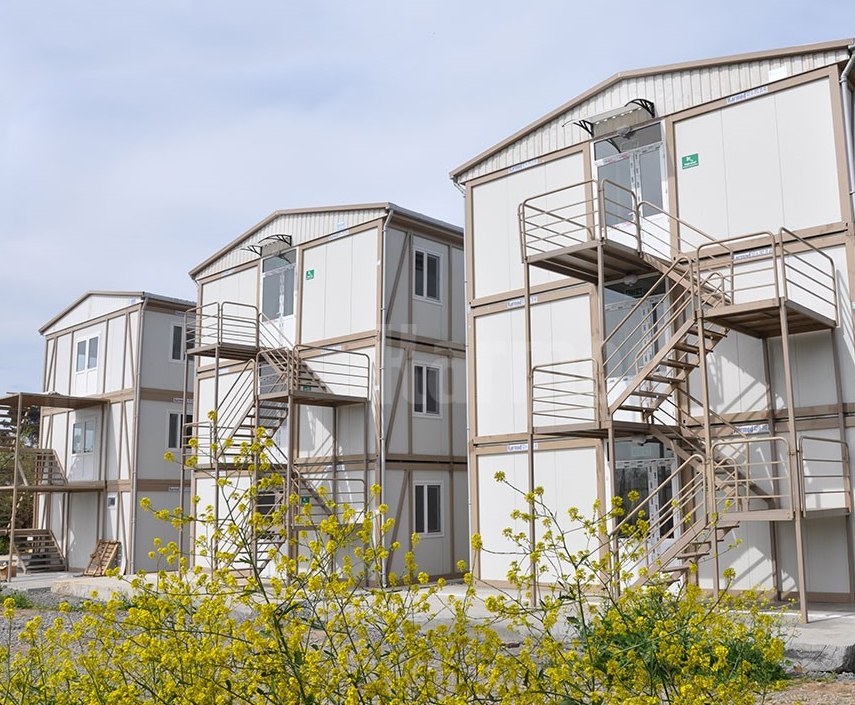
301,228,378,343
200,266,259,309
474,309,527,437
471,152,584,300
675,78,841,245
141,310,188,392
66,493,100,570
105,316,127,392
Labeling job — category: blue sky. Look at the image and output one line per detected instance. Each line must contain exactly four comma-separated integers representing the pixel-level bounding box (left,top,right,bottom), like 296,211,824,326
1,0,852,393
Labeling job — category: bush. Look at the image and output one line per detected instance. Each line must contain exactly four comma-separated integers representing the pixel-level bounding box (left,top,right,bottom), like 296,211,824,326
0,437,786,704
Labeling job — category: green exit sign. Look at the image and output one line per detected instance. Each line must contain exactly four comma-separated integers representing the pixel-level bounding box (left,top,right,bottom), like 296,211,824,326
681,153,699,169
305,269,315,280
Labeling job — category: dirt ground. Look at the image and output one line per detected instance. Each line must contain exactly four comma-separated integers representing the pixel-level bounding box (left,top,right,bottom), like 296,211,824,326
764,675,855,704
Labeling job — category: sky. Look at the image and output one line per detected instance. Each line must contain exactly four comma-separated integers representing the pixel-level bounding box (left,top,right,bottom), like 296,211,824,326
0,0,852,394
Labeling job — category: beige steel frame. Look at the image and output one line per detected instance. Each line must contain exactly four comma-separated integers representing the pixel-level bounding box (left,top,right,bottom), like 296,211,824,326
181,300,371,573
0,392,109,580
519,178,852,622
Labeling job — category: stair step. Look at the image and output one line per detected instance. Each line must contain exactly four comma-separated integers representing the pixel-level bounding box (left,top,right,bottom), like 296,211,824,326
617,405,652,413
633,389,670,399
646,373,679,385
659,358,696,370
671,342,701,354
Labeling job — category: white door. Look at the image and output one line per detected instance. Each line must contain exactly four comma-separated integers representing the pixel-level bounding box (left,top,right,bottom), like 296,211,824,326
594,123,669,258
260,251,297,348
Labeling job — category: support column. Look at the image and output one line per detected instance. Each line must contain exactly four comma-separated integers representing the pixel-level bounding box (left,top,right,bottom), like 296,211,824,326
696,292,719,598
779,303,808,622
8,395,22,583
829,328,855,603
523,261,537,601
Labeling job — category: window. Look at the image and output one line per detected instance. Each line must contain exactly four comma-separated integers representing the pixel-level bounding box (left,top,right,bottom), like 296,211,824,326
75,336,99,372
170,324,184,362
167,412,193,450
262,251,296,320
414,249,441,302
413,364,440,416
414,483,442,535
72,420,95,454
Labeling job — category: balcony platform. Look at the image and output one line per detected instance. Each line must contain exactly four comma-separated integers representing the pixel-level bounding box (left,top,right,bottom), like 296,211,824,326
704,298,836,338
525,240,664,284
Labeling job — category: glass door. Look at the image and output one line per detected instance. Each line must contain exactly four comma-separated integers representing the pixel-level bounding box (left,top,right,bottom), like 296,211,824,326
260,250,297,348
614,440,679,552
594,123,668,257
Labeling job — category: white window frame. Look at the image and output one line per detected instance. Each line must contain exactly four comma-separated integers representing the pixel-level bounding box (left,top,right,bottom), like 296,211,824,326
166,412,192,450
414,481,443,536
413,248,442,304
75,335,99,373
261,250,297,321
72,419,96,455
412,363,442,417
169,323,185,362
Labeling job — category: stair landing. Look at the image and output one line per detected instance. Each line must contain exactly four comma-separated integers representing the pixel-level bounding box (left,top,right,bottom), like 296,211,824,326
705,298,836,338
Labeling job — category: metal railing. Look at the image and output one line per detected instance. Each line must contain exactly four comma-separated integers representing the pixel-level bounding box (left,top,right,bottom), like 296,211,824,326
711,437,792,517
695,229,838,325
519,179,646,261
799,436,851,514
531,358,599,427
610,454,706,581
185,301,260,351
293,346,371,400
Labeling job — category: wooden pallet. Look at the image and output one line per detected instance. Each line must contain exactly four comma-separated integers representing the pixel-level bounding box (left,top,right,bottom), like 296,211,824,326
83,540,121,577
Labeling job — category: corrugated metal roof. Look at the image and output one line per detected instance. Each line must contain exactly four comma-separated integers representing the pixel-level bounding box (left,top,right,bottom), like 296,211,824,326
190,203,463,281
39,291,194,334
451,38,853,184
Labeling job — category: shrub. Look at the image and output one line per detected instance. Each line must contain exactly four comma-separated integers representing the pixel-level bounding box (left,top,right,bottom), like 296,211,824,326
0,437,786,704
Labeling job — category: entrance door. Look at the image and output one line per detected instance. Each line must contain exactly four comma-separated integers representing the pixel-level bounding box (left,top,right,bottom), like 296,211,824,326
614,441,679,551
594,123,668,258
260,250,297,348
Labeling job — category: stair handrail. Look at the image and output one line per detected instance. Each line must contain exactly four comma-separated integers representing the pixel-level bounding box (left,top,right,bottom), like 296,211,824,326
602,257,695,396
798,436,851,515
531,358,599,427
258,347,294,398
210,360,256,441
635,200,727,261
596,179,641,251
185,301,260,350
609,453,706,585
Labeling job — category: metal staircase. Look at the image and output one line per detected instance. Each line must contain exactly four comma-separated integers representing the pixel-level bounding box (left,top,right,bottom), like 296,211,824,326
520,179,850,618
183,302,371,571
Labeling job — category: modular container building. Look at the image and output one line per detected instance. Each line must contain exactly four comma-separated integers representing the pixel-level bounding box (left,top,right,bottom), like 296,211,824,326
184,203,467,580
451,38,855,618
1,291,194,576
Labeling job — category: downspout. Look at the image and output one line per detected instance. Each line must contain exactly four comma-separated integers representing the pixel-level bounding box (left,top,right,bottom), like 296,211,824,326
379,206,395,587
128,295,148,574
841,42,855,218
451,174,472,570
